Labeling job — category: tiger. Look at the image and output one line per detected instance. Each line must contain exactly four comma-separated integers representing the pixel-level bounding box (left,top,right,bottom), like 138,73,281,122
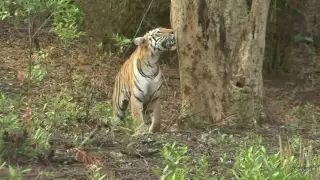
112,27,177,134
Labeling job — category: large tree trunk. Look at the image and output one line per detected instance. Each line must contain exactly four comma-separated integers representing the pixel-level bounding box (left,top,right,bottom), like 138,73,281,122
171,0,270,127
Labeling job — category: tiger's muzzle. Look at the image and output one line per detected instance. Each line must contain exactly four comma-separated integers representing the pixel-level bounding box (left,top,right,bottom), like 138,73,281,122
161,34,177,51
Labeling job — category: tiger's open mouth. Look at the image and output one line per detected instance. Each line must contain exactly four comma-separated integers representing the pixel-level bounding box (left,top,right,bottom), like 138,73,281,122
162,34,177,51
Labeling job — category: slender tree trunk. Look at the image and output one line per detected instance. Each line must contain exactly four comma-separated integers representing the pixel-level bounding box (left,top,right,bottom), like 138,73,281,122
171,0,271,127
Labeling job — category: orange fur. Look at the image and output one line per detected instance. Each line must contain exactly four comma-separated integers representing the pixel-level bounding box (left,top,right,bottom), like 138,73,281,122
112,27,176,133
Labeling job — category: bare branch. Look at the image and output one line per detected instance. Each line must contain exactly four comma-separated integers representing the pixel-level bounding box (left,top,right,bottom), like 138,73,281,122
32,13,53,39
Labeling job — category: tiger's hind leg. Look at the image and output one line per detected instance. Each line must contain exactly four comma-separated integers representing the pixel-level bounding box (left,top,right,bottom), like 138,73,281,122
114,98,129,122
112,84,130,122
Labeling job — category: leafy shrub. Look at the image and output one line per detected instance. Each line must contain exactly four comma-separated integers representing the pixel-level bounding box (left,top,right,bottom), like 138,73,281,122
0,0,85,44
155,136,320,180
0,162,31,180
154,142,216,180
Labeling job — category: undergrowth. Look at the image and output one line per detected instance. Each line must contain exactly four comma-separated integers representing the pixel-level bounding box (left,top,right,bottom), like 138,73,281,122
0,1,319,179
155,136,320,180
0,43,319,179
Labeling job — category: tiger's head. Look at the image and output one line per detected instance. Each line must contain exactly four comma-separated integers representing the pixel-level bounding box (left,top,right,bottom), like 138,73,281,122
133,27,177,55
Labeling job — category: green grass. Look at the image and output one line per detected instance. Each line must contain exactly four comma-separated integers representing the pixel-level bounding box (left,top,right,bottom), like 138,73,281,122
154,135,320,180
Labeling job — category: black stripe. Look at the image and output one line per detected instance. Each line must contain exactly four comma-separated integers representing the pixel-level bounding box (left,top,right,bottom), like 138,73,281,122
144,95,160,109
143,103,147,113
115,75,122,110
120,99,129,111
146,82,162,105
116,103,122,111
137,60,147,78
125,90,130,99
152,36,157,42
116,99,126,114
145,59,151,67
114,72,130,114
134,74,142,85
150,95,159,102
116,112,125,120
116,100,125,111
145,110,153,114
134,80,144,93
154,81,162,93
151,82,162,101
115,91,127,111
147,58,153,67
152,65,160,77
137,59,152,79
134,93,143,103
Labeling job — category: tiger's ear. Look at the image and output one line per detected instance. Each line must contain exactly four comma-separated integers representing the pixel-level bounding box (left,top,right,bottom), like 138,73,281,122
133,37,146,46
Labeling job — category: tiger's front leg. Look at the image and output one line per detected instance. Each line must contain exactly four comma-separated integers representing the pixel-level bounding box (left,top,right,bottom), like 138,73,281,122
130,95,148,134
142,94,162,133
148,99,161,133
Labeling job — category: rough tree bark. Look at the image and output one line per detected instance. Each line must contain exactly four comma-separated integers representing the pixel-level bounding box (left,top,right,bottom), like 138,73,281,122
170,0,271,127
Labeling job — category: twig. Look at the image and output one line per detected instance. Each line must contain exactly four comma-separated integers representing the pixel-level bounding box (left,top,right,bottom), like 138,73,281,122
122,0,155,59
161,73,169,90
143,19,156,29
32,13,53,39
79,124,102,148
180,91,203,113
178,109,208,121
27,17,33,97
162,91,203,131
26,13,53,97
162,108,208,131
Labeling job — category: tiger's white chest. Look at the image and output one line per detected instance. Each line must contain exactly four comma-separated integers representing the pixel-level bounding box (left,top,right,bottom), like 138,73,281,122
132,57,162,102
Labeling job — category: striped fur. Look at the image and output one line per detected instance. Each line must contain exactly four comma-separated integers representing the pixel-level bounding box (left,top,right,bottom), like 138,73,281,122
112,27,176,133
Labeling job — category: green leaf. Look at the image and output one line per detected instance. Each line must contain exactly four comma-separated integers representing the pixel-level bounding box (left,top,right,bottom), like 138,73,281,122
164,165,169,173
20,168,32,174
97,174,107,180
152,168,161,177
0,162,6,168
9,165,16,177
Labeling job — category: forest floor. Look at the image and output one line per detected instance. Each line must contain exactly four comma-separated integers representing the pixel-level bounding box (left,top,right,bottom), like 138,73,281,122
0,21,320,180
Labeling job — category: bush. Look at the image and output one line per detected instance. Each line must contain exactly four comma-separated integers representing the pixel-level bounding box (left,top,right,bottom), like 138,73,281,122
155,136,320,180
